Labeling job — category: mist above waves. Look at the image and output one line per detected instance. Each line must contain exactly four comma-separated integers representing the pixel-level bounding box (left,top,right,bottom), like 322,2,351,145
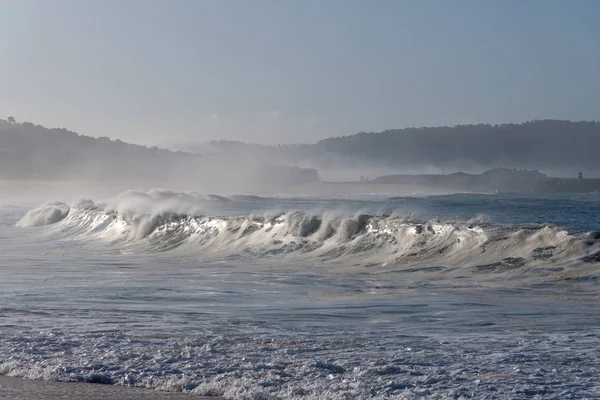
2,118,600,196
172,120,600,180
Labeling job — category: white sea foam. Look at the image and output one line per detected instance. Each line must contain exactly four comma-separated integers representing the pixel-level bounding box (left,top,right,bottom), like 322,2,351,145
16,202,70,227
15,192,600,279
3,193,600,399
1,326,599,399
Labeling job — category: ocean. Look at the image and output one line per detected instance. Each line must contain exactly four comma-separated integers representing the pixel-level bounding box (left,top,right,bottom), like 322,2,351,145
1,189,599,399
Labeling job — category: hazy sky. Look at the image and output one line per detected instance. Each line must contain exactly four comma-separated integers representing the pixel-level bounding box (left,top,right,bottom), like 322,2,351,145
1,0,599,146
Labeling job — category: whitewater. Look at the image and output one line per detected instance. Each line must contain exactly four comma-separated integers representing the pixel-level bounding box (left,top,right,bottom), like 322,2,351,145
1,189,599,399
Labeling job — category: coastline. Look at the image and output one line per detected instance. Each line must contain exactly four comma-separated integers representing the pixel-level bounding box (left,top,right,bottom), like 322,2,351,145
0,376,224,400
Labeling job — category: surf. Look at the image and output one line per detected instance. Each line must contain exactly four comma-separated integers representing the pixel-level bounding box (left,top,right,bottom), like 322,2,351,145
16,191,600,282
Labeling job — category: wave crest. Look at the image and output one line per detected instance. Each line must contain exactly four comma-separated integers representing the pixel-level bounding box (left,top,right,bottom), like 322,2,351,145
16,202,70,227
15,193,600,273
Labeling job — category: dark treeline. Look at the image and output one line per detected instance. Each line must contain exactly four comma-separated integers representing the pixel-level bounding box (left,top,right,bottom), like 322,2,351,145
195,120,600,180
0,119,318,186
0,119,199,180
314,120,600,173
3,118,599,184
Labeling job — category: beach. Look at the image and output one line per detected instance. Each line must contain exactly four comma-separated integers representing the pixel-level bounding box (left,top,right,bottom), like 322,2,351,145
0,376,223,400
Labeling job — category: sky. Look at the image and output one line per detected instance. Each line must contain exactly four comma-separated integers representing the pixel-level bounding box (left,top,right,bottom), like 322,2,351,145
1,0,599,146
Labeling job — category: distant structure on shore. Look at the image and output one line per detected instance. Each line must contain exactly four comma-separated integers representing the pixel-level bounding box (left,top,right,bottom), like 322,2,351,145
353,168,600,194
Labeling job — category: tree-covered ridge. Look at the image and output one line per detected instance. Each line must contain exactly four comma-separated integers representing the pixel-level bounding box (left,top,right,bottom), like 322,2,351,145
0,118,318,185
194,120,600,180
0,118,197,180
3,118,599,183
313,120,600,171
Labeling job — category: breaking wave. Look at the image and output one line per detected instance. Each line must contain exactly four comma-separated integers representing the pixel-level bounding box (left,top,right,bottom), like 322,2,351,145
16,202,70,227
16,191,600,275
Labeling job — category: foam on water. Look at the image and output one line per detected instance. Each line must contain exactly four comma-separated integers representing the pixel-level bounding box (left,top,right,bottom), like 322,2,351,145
2,192,600,399
2,326,599,399
15,194,600,283
16,202,70,227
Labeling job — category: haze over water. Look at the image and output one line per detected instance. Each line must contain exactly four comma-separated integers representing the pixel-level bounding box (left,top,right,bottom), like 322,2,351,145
1,1,600,399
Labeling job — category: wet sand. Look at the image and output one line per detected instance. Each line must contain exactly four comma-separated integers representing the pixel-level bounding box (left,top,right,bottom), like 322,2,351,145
0,376,224,400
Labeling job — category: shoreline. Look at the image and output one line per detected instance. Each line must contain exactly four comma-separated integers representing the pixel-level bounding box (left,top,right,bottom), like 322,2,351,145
0,376,224,400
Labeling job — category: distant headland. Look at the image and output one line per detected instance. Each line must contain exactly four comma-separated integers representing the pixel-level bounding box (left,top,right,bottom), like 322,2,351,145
331,168,600,194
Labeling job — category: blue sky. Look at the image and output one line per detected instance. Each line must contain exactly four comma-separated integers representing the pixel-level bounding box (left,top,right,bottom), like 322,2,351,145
1,0,599,145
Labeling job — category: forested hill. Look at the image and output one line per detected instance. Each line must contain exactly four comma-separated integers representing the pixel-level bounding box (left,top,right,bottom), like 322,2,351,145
3,118,599,183
0,119,319,185
0,118,198,180
190,120,600,180
313,120,600,171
